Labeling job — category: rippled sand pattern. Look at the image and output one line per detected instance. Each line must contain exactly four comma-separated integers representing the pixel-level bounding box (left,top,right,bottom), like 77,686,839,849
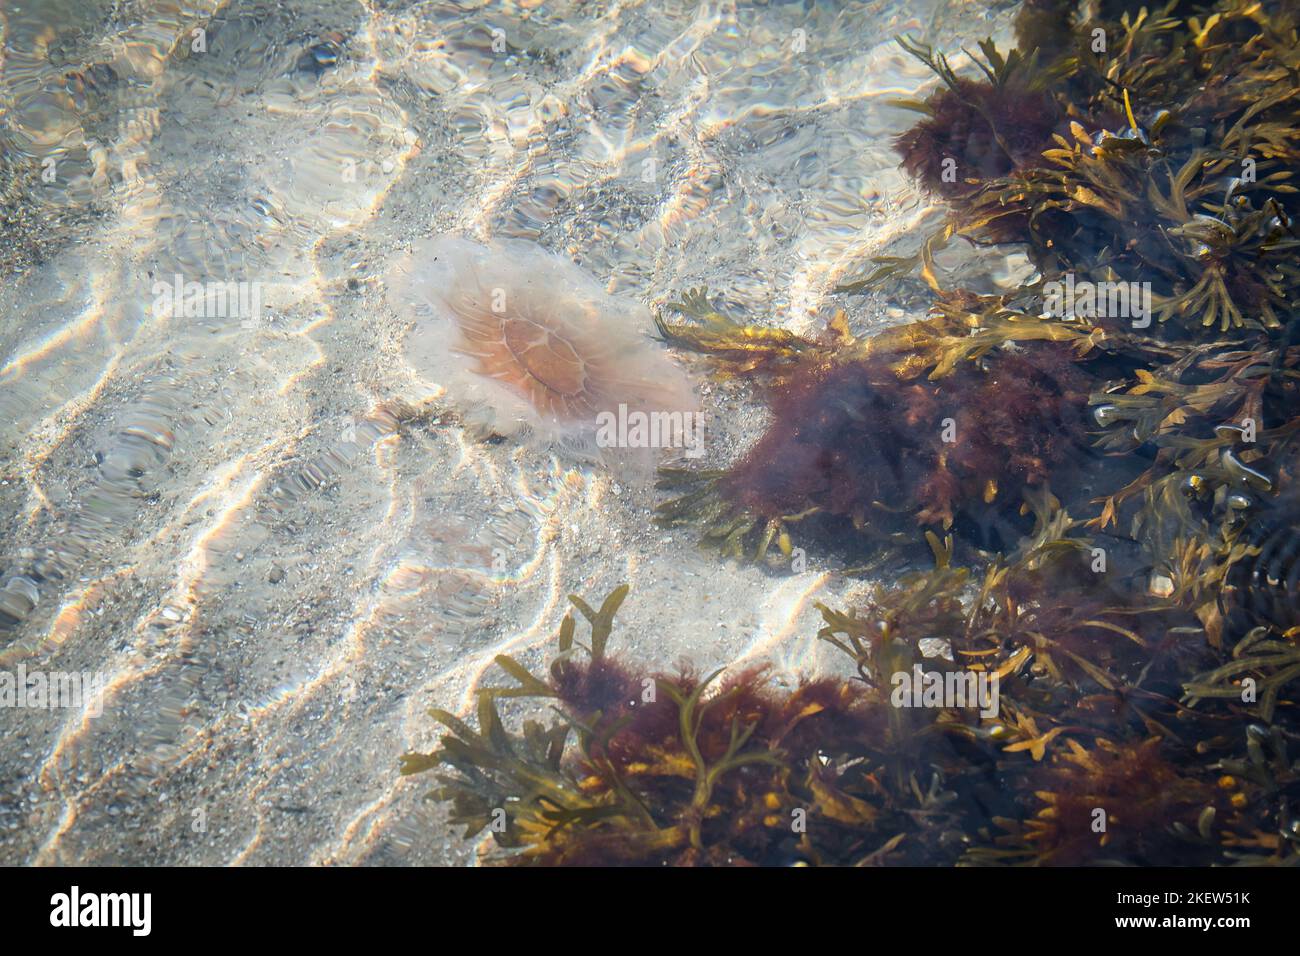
1,0,1013,864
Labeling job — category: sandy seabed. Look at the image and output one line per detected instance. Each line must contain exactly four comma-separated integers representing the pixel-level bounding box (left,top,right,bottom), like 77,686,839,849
0,0,1020,865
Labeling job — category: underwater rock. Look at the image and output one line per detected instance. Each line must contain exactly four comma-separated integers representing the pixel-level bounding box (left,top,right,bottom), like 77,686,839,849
385,235,699,473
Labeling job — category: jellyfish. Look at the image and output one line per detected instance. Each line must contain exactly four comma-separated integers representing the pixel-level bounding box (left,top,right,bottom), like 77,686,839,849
385,235,699,473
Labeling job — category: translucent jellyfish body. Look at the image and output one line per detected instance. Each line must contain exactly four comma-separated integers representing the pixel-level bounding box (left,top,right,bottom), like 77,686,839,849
385,235,700,471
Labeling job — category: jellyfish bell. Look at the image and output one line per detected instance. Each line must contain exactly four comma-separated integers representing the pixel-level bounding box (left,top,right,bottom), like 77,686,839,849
385,234,700,476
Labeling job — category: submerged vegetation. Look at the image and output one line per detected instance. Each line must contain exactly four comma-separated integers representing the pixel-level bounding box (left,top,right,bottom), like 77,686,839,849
405,0,1300,865
404,568,1299,865
657,0,1300,571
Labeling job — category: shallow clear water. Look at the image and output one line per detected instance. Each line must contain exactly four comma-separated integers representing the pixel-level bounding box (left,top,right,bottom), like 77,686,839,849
1,0,1017,864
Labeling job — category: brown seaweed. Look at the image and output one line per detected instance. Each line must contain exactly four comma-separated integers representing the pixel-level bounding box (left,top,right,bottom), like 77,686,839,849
406,540,1299,865
404,0,1300,868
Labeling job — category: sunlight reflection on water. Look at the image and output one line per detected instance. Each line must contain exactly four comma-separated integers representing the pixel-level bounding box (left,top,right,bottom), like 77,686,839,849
0,0,1016,864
